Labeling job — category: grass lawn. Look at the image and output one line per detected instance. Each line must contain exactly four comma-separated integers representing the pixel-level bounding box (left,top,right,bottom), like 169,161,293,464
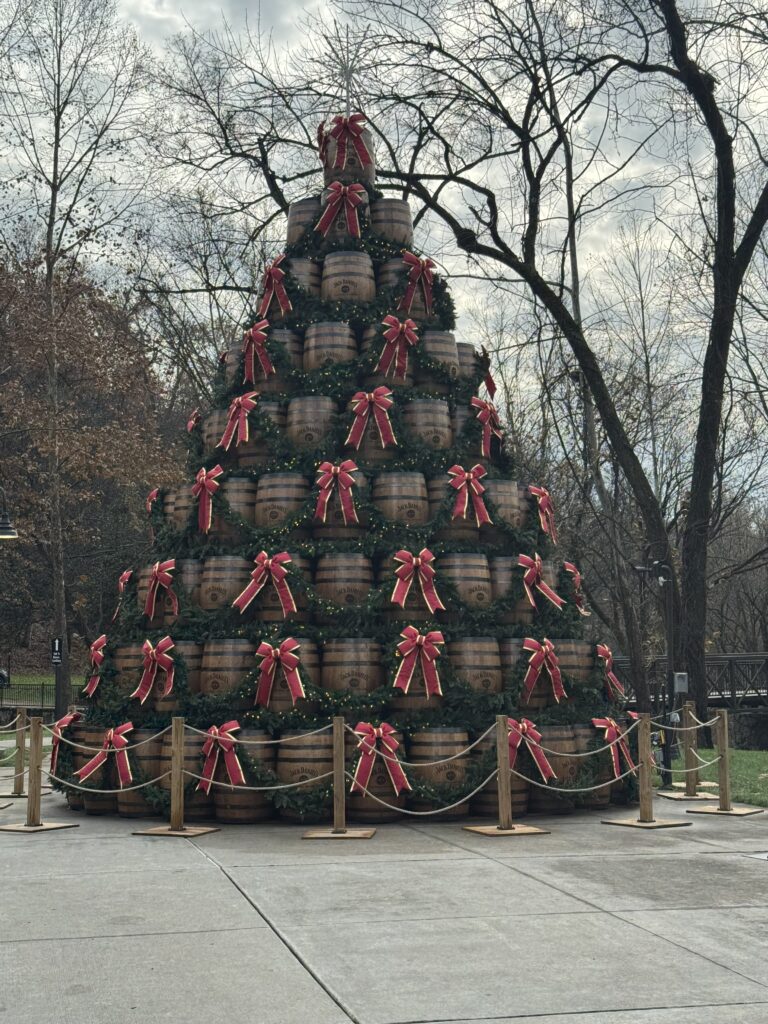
664,747,768,807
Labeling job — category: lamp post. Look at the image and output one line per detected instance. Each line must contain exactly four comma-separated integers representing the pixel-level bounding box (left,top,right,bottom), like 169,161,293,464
653,561,676,786
0,487,18,540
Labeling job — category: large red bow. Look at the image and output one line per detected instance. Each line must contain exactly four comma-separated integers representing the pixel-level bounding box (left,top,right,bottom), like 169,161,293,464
314,461,359,526
186,408,201,433
328,113,373,168
191,465,224,534
517,553,565,610
75,722,134,788
345,387,397,450
232,551,297,617
111,568,133,623
350,722,411,796
131,636,175,705
254,638,306,707
375,316,419,381
83,635,108,697
596,643,625,700
50,712,82,777
528,485,558,545
508,718,556,783
470,398,503,458
257,255,292,319
143,558,179,620
522,637,565,703
393,626,444,698
219,392,260,451
197,721,246,794
398,251,435,317
563,561,590,616
448,464,492,527
392,549,445,614
242,319,275,383
592,717,636,779
315,182,366,238
145,487,159,514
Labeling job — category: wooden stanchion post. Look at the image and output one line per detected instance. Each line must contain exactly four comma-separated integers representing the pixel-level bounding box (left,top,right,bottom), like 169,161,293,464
717,709,732,812
13,708,26,798
303,720,376,840
684,701,698,797
0,716,78,833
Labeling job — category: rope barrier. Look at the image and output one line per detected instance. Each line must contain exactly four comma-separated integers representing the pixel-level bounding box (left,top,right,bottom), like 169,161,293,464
45,770,171,793
665,755,722,773
1,768,29,783
182,723,334,745
41,725,172,753
689,711,722,728
180,768,334,791
537,719,640,758
342,769,499,816
343,722,495,767
649,718,719,732
0,715,22,732
510,763,639,792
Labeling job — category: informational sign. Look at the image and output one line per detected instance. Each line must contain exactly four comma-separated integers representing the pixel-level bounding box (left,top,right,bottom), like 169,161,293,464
51,637,63,665
673,671,689,694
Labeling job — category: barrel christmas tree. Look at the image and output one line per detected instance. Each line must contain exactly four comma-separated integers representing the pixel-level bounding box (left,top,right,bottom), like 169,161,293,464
56,113,631,823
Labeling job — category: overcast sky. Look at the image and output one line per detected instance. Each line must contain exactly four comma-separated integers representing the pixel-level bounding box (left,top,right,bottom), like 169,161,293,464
119,0,311,46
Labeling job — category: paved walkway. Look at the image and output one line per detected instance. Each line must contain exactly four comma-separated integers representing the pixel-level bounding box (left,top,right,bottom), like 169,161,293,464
1,788,767,1023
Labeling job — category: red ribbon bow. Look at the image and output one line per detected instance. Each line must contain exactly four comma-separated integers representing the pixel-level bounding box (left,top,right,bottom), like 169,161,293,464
328,113,373,168
392,549,445,614
131,636,175,705
596,643,625,700
522,637,565,704
470,398,503,458
242,319,275,383
314,461,359,526
75,722,134,788
143,559,179,619
517,552,566,610
393,626,444,698
145,487,159,515
232,552,297,617
219,392,260,451
197,721,246,794
315,182,366,238
256,255,292,319
398,251,435,317
111,568,133,623
563,561,590,616
83,635,108,697
191,465,224,534
507,718,556,783
528,485,558,545
448,464,492,527
254,638,306,707
186,408,201,433
592,717,636,779
350,722,411,796
375,316,419,381
50,712,82,777
345,387,397,450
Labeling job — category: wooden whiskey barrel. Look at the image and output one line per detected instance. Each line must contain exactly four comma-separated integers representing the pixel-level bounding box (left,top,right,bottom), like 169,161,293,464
253,473,310,532
497,637,549,713
470,732,530,818
159,729,214,821
415,331,460,393
211,478,258,543
117,729,163,818
375,560,431,622
136,566,177,627
175,558,203,609
481,479,528,540
360,325,415,389
171,486,195,532
319,185,369,242
402,399,452,449
256,329,303,395
202,409,231,456
457,342,479,379
451,403,472,439
553,640,594,683
235,398,285,470
321,252,375,303
252,552,311,623
275,729,333,822
154,639,203,715
111,643,145,695
214,728,276,823
528,725,578,815
439,553,492,609
377,258,430,322
314,553,373,612
427,477,480,543
312,470,368,541
447,637,502,693
323,126,375,186
66,721,88,810
81,726,118,815
260,639,319,713
490,556,557,626
407,729,471,819
350,407,397,464
371,472,429,524
161,489,176,527
199,556,252,612
223,345,243,386
303,322,357,370
285,396,337,448
321,639,384,695
346,727,406,823
286,197,321,244
287,257,321,297
199,639,257,709
371,198,413,245
572,724,612,809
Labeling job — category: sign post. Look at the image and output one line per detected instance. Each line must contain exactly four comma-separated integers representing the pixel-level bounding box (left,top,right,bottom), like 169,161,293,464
51,637,63,717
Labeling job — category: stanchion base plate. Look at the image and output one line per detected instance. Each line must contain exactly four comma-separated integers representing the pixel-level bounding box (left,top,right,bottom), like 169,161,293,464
302,828,376,840
673,780,717,790
463,824,550,837
0,789,51,799
657,790,718,801
603,818,692,829
687,806,764,817
133,825,220,837
0,822,79,833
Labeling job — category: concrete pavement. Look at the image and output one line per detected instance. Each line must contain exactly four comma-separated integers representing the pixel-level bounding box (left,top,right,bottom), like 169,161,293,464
1,791,767,1023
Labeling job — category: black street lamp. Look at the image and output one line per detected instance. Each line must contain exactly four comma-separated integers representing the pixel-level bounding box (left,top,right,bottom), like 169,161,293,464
0,487,18,540
633,560,675,785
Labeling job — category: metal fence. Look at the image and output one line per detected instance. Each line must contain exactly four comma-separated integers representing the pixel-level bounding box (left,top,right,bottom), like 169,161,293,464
0,681,81,712
614,653,768,707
